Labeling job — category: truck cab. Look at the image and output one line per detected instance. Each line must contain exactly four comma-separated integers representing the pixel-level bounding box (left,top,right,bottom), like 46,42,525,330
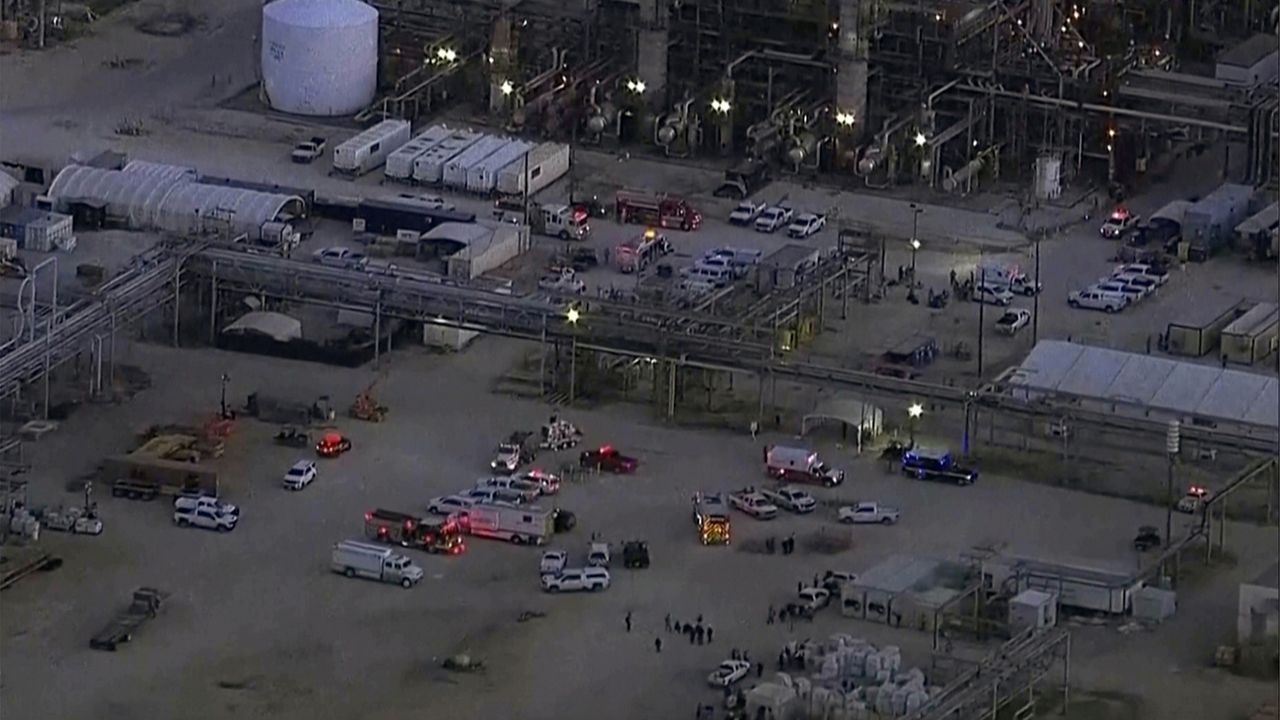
490,431,536,474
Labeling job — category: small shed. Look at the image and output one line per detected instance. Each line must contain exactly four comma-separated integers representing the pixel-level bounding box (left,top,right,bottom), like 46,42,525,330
755,244,820,292
801,395,883,448
1216,35,1280,87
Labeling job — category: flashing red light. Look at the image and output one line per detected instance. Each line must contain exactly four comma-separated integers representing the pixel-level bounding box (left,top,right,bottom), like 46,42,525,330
364,512,372,521
404,520,414,529
378,527,387,535
599,444,614,453
322,432,342,444
1110,207,1130,220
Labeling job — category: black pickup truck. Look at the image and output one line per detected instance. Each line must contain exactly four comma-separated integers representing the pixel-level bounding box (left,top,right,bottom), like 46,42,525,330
900,448,978,486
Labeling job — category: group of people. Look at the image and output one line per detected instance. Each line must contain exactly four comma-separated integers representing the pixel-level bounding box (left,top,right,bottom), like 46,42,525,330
762,534,797,555
663,613,714,646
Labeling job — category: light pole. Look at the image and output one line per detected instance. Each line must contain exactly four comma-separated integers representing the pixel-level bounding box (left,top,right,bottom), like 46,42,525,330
566,307,581,405
909,203,923,279
219,373,230,419
907,403,923,447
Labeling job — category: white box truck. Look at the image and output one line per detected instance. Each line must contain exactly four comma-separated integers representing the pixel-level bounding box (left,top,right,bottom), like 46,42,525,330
412,130,483,185
330,539,424,588
466,140,532,194
465,503,553,545
383,125,453,182
332,120,412,177
496,142,570,198
442,136,508,190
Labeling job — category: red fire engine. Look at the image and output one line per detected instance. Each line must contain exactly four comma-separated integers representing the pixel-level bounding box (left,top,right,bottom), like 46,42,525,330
363,509,465,554
615,191,702,231
613,228,673,273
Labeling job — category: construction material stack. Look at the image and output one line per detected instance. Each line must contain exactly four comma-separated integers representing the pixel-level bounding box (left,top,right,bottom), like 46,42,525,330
540,416,581,450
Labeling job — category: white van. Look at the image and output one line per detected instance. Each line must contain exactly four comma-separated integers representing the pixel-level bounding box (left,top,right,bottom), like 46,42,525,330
683,264,732,288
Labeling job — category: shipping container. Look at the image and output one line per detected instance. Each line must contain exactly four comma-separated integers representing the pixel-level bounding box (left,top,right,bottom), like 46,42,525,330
982,555,1143,614
495,142,570,197
1181,183,1256,259
1235,202,1279,258
332,120,412,176
442,136,509,190
466,140,532,194
354,198,475,236
383,125,454,182
411,130,483,185
1165,299,1250,357
1220,302,1279,365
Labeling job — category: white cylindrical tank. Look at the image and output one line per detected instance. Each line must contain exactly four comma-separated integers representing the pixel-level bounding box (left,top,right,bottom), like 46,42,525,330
261,0,378,117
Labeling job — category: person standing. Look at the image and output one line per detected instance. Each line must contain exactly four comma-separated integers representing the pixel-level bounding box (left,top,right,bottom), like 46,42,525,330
706,626,714,643
655,637,663,653
750,420,759,439
625,611,632,633
664,614,672,632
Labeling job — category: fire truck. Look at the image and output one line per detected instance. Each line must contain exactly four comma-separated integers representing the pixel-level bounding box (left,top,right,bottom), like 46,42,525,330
692,492,731,545
615,191,702,231
613,228,673,273
363,509,465,554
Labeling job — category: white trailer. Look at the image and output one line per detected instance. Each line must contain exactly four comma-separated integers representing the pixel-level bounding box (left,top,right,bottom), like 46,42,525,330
465,503,554,545
442,136,508,190
332,120,412,176
466,140,532,194
330,539,424,588
496,142,570,197
984,555,1143,614
384,125,454,182
411,130,483,185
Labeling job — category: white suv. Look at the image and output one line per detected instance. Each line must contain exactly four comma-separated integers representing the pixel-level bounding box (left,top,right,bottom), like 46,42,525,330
971,283,1014,306
474,477,542,501
541,567,611,593
1068,288,1127,313
283,460,317,491
174,506,238,532
427,495,476,515
174,495,239,517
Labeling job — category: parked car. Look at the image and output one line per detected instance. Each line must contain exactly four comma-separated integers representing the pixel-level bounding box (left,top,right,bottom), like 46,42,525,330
474,476,543,501
1114,263,1170,286
707,659,752,688
786,213,826,239
1113,273,1160,297
1176,485,1210,513
174,496,239,518
1133,525,1162,552
539,550,568,575
579,445,638,473
427,494,476,515
760,486,817,514
464,487,529,506
995,308,1031,335
797,587,831,612
519,469,561,495
754,206,794,233
1067,288,1127,313
587,542,611,567
282,460,317,491
173,506,237,532
541,567,611,593
312,246,366,269
1092,278,1146,304
728,200,767,225
971,283,1014,306
837,502,901,525
821,570,858,595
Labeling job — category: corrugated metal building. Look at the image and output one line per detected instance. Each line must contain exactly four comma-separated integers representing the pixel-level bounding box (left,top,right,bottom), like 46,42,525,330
47,161,305,240
1006,340,1279,436
0,206,75,252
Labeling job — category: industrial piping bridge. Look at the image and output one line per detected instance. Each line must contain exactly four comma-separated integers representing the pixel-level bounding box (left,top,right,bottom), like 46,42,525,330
1,243,1276,455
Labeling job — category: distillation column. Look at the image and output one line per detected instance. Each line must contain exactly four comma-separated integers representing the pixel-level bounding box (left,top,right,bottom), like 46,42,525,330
836,0,870,141
489,14,515,113
635,0,669,104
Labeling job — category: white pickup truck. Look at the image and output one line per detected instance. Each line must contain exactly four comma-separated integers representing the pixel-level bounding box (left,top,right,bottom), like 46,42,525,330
760,486,817,514
173,505,238,532
728,200,767,225
291,136,327,164
837,502,900,525
729,489,778,520
754,206,794,233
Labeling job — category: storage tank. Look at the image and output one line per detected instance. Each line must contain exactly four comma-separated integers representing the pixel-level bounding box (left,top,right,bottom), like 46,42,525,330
261,0,378,117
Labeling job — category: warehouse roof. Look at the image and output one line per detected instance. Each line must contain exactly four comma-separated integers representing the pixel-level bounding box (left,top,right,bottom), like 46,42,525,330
1006,340,1279,429
47,162,303,239
1218,34,1278,68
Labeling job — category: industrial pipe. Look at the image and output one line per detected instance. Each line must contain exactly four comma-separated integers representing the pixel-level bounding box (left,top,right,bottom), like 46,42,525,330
952,84,1248,133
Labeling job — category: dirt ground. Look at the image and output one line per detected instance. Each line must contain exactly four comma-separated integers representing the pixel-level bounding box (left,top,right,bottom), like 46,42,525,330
1,2,1277,719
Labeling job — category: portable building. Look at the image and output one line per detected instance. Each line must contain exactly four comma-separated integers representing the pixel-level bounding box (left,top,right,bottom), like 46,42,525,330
332,120,411,176
1181,183,1256,259
411,130,483,185
496,142,570,197
983,555,1142,614
383,125,454,182
432,220,529,280
422,321,481,351
1166,299,1250,357
1221,302,1279,365
1215,34,1280,87
755,244,820,292
1008,589,1058,630
0,206,75,252
354,198,474,235
466,140,532,194
441,136,509,190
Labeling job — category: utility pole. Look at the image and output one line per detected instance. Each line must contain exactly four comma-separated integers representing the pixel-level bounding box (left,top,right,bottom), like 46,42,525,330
1032,232,1042,342
977,266,986,377
1165,420,1180,581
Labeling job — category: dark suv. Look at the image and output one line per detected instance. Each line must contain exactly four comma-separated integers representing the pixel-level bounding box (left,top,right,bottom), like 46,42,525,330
901,448,977,486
